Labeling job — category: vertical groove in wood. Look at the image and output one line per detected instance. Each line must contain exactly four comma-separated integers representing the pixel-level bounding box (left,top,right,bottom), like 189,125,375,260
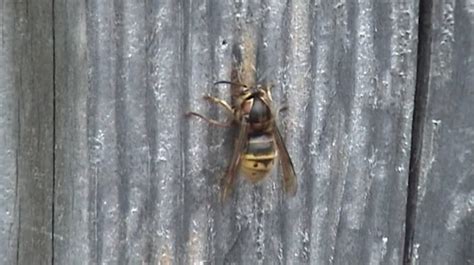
51,0,56,264
403,0,433,264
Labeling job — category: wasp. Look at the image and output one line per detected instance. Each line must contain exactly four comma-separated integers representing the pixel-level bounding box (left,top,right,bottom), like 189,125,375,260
186,81,297,200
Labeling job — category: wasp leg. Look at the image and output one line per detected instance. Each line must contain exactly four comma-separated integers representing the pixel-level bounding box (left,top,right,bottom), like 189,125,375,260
203,95,234,115
185,111,233,128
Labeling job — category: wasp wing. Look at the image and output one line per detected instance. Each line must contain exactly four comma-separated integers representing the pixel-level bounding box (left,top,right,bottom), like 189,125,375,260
273,124,297,196
221,120,249,201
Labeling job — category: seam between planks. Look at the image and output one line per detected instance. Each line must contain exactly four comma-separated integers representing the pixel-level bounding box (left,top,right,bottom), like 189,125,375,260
403,0,434,264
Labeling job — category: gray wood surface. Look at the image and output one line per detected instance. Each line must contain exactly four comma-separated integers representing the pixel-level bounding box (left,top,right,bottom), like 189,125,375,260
51,1,418,264
0,0,472,264
0,0,54,264
412,0,474,264
0,1,18,263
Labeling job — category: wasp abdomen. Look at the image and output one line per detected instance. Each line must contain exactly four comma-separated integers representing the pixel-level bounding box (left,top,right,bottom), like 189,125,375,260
241,134,277,183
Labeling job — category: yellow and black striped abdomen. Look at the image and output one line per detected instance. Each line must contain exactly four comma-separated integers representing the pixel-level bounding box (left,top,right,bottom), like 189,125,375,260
240,134,277,183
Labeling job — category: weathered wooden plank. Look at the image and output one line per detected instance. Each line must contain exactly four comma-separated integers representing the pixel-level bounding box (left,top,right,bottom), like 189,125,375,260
50,0,419,264
0,0,54,264
0,1,19,264
54,0,187,264
53,0,91,263
3,0,471,264
282,1,417,264
16,0,55,262
411,0,474,264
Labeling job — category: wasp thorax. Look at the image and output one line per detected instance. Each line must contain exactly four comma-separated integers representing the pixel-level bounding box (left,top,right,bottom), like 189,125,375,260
247,97,271,132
